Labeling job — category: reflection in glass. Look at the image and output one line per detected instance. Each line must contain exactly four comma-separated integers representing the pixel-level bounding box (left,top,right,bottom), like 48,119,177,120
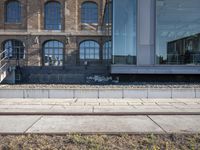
81,2,98,23
156,0,200,65
6,0,21,23
43,41,64,66
3,40,25,59
45,1,61,30
79,41,99,60
112,0,137,64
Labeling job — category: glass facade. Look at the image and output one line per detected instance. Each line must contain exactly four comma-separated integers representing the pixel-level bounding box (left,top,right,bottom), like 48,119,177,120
45,2,61,30
156,0,200,65
43,41,64,66
112,0,137,65
5,1,21,23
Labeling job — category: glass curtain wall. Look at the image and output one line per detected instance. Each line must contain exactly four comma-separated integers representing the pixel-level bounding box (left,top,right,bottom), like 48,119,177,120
156,0,200,65
112,0,137,64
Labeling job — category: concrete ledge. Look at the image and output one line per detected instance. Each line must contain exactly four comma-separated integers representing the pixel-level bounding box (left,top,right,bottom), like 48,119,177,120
0,88,199,99
99,89,123,98
24,90,49,98
195,89,200,98
74,89,98,98
0,90,24,98
124,89,148,98
172,88,196,98
148,88,172,98
49,89,74,99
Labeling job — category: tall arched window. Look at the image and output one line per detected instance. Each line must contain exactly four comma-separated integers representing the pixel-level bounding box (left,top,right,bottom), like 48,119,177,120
81,2,98,23
3,40,25,59
5,0,21,23
43,40,64,66
80,40,99,60
103,41,112,60
45,1,61,30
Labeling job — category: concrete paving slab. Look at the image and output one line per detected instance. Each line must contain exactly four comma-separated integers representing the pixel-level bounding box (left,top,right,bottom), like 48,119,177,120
0,116,41,133
99,102,114,106
142,102,158,106
128,102,144,106
0,104,52,109
149,115,200,133
93,106,136,112
77,98,109,103
85,102,100,106
53,106,93,113
26,116,164,134
141,99,175,102
114,102,129,106
70,102,85,106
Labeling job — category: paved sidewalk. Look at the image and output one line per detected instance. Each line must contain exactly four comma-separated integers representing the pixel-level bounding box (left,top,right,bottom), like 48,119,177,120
0,98,200,134
0,98,200,114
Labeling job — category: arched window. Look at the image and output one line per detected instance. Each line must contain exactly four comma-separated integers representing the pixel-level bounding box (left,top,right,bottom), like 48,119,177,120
80,40,99,60
103,41,112,60
81,2,98,23
44,1,61,30
3,40,25,59
5,0,21,23
43,40,64,66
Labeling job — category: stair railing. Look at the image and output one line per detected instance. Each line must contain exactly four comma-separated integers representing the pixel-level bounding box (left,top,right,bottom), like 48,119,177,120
0,50,8,73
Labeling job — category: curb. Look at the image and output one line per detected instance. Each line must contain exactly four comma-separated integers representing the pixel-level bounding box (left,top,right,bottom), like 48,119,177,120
0,112,200,116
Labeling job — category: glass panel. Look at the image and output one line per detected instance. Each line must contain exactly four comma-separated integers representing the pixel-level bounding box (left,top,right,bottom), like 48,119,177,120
4,40,24,59
6,1,21,23
112,0,137,64
43,41,63,66
81,2,98,23
156,0,200,65
79,41,100,60
45,2,61,30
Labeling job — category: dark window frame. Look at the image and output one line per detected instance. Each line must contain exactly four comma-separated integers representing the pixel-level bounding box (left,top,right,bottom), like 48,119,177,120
3,39,25,60
43,40,64,66
44,1,62,30
81,1,98,24
5,0,21,23
79,40,100,60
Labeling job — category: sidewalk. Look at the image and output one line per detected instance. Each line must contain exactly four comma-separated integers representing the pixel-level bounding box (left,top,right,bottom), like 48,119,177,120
0,98,199,114
0,98,200,134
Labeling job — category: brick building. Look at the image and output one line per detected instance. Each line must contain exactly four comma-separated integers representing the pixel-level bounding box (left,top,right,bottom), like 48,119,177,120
0,0,111,83
1,0,200,84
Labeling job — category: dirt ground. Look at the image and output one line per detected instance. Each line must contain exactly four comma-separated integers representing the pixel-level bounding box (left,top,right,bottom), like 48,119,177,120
0,134,199,150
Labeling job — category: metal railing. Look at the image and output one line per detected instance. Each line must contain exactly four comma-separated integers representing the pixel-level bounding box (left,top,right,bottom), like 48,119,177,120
0,50,8,73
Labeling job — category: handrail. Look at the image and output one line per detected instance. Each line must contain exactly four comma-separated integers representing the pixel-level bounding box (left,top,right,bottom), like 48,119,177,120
0,50,8,72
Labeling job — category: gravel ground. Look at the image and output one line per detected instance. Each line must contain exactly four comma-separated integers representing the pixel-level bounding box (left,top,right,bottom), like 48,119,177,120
0,134,199,150
1,82,200,89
